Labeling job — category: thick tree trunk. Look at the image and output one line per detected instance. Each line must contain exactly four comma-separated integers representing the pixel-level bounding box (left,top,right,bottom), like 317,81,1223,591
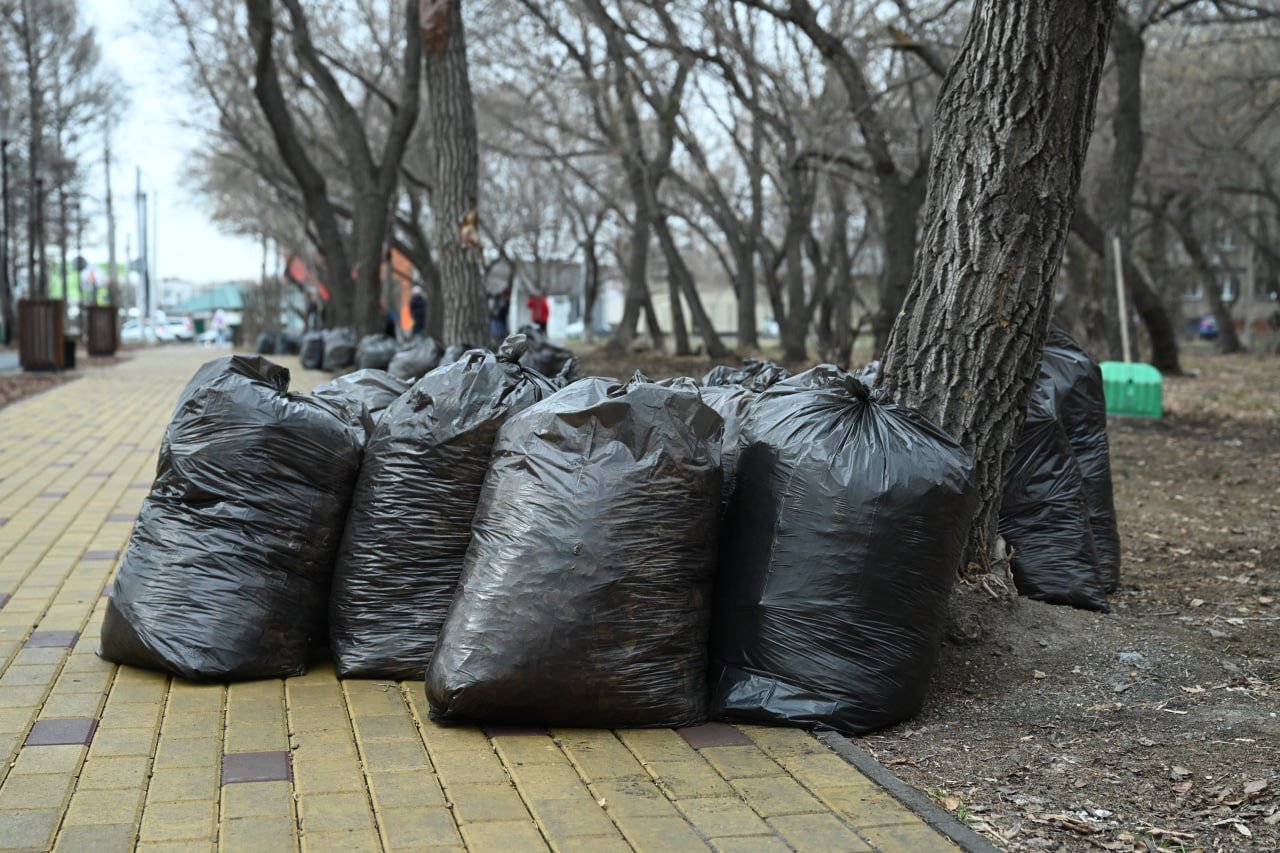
1098,13,1144,361
1071,205,1183,373
737,125,764,352
582,234,600,343
880,0,1118,567
610,215,662,353
20,0,43,298
873,179,926,354
667,267,690,356
423,0,488,346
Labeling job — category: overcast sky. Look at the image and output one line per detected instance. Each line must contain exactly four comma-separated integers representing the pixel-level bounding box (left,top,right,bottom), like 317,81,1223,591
83,0,264,284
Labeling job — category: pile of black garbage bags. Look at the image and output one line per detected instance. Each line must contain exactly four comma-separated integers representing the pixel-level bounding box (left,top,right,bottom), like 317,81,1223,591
855,330,1120,612
100,331,1115,734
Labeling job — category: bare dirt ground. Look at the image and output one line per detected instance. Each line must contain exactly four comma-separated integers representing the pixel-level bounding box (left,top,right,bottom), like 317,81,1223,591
856,354,1280,851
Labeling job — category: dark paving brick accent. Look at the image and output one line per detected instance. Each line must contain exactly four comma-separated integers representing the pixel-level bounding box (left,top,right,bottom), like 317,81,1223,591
82,550,120,561
25,718,98,747
484,725,549,738
25,631,80,648
222,751,293,784
39,491,69,499
678,723,754,750
0,517,7,526
0,593,10,609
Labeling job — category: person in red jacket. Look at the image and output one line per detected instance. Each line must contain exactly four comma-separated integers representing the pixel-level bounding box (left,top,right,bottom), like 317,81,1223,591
527,291,550,334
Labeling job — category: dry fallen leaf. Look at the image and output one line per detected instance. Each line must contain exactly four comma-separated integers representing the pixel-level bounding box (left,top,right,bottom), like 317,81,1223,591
1032,670,1047,680
1191,598,1205,607
1243,780,1268,796
1171,766,1192,779
941,796,961,811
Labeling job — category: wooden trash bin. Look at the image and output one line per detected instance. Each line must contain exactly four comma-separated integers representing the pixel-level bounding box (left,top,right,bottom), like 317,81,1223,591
86,305,119,356
18,298,66,371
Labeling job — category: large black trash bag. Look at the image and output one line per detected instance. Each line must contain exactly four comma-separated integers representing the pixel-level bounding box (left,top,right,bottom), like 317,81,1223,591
255,330,278,355
278,332,302,355
98,356,367,681
1041,328,1121,591
702,358,790,392
660,377,757,513
426,376,724,727
709,366,977,734
355,334,397,371
329,338,560,679
388,336,444,381
322,327,358,371
312,369,409,429
300,332,325,369
853,359,881,389
439,343,475,367
516,324,576,378
999,385,1109,611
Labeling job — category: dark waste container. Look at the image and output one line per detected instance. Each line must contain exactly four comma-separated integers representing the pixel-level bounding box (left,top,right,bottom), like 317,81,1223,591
63,337,77,369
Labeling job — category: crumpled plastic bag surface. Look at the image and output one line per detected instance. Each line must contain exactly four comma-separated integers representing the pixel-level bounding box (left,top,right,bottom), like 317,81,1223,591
999,383,1109,611
426,376,723,727
312,369,409,430
322,327,357,372
98,356,367,680
702,358,790,392
709,366,976,734
388,337,444,382
1040,328,1121,591
355,334,397,371
516,325,576,379
329,338,559,679
300,331,325,369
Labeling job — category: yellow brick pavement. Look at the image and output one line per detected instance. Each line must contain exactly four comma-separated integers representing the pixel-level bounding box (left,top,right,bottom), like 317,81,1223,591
0,348,964,852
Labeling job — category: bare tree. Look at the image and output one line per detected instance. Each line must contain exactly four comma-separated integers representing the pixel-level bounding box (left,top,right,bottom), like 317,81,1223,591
880,0,1118,565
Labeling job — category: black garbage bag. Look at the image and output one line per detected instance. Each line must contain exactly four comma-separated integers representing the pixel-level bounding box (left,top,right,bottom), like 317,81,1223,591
660,377,757,513
322,327,358,372
278,332,302,355
999,385,1109,611
355,334,397,371
300,331,325,369
516,325,576,378
98,356,367,681
439,343,475,366
329,338,560,679
388,337,444,382
255,330,278,355
708,366,977,734
312,369,409,431
702,358,790,392
1041,328,1121,591
853,359,881,389
426,376,724,727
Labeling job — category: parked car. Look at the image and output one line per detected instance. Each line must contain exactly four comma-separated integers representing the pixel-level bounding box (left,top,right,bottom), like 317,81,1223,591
1198,315,1219,340
119,316,195,344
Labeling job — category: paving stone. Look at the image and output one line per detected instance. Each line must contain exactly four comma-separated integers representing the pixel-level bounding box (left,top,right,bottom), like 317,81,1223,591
298,791,376,835
699,745,784,780
138,800,218,843
679,722,754,749
378,806,464,849
217,815,298,850
446,782,533,824
24,716,98,746
730,775,829,817
76,755,152,790
222,750,292,783
23,629,79,648
0,808,63,850
63,787,148,826
676,795,774,838
0,773,75,810
221,780,296,818
526,796,618,838
612,814,710,851
368,770,446,809
54,822,138,852
459,819,548,852
768,813,874,850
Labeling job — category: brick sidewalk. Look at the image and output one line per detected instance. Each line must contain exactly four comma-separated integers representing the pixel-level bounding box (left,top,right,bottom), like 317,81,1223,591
0,349,967,852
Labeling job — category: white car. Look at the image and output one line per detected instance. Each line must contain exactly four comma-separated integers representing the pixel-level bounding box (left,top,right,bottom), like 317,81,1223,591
119,317,194,344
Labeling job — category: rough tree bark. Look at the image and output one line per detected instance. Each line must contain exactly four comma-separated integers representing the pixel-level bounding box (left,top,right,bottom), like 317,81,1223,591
879,0,1119,566
422,0,489,346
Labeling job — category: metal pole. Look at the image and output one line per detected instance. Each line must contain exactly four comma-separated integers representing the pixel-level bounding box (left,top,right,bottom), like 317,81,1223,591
1,138,9,346
1112,235,1131,364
